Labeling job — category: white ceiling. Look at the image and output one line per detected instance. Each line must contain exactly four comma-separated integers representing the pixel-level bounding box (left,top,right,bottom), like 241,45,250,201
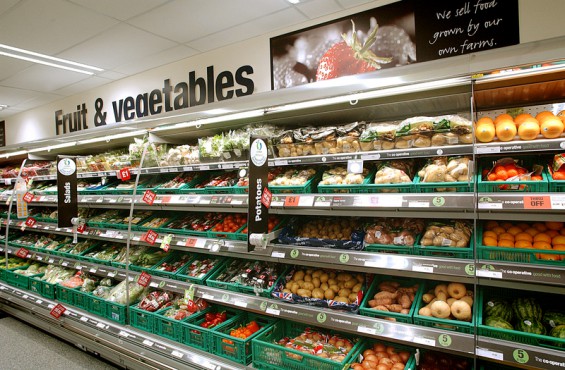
0,0,375,120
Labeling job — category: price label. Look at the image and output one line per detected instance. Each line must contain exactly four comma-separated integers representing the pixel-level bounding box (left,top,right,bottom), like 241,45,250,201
118,168,131,181
284,196,299,207
160,234,172,252
119,330,130,338
25,217,37,227
477,348,504,361
271,251,286,258
23,192,34,203
171,350,184,359
143,230,158,245
185,238,206,248
233,300,248,308
96,322,106,329
142,190,157,205
137,271,152,287
476,269,502,278
270,196,284,207
50,303,66,319
80,316,89,322
413,336,436,347
476,145,501,154
202,293,214,300
266,307,281,316
142,339,154,347
358,326,377,335
16,247,29,259
524,196,551,210
412,265,434,273
261,187,272,208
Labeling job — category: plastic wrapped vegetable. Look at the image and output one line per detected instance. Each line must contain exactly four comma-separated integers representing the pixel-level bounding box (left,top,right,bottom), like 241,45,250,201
418,156,471,183
336,122,363,153
107,280,147,305
374,160,414,185
318,166,368,185
364,218,425,246
137,291,176,312
420,220,472,248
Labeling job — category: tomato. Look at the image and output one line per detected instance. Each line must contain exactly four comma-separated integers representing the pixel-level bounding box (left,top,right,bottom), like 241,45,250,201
204,312,216,322
217,311,227,321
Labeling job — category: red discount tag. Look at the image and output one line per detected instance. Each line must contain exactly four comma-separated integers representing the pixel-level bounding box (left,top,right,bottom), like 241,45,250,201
137,271,151,287
143,230,158,245
50,303,66,319
142,190,156,205
25,217,36,227
284,196,299,207
118,168,131,181
15,247,29,259
23,192,34,203
261,187,272,209
77,223,86,233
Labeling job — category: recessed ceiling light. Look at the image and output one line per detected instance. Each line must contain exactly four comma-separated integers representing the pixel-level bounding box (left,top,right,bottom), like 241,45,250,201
287,0,300,4
0,44,103,75
0,104,8,111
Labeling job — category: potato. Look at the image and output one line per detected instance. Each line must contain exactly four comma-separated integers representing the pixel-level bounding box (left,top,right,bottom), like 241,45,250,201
302,282,314,291
297,289,312,298
348,293,358,303
319,273,329,283
327,278,337,286
291,283,300,294
352,283,363,293
338,288,351,298
285,281,293,290
320,283,329,291
312,270,323,278
334,296,349,303
329,284,339,293
312,277,321,289
312,288,325,299
344,280,357,289
293,270,305,281
324,289,335,300
297,280,306,288
355,273,365,283
329,271,336,279
304,274,312,283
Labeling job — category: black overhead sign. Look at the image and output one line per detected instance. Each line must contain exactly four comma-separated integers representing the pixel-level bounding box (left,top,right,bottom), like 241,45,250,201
247,136,269,252
414,0,519,62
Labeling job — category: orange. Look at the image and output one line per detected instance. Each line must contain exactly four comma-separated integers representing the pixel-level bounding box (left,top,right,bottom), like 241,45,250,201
514,113,534,127
476,123,496,143
500,222,514,230
506,226,523,236
485,220,499,230
540,117,564,139
515,232,533,242
554,171,565,180
553,245,565,260
499,233,515,242
533,233,551,243
497,239,514,248
487,173,498,181
483,230,498,239
494,113,513,124
491,226,506,235
495,169,508,180
518,120,540,140
496,120,517,141
477,117,494,126
546,230,559,238
533,223,548,232
545,221,564,231
483,236,498,247
524,228,539,237
535,110,555,122
516,223,530,231
552,235,565,246
506,169,518,178
515,240,533,249
533,241,552,249
561,228,565,236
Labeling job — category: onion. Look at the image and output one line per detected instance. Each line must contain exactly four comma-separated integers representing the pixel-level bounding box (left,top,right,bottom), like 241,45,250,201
389,354,401,364
376,365,389,370
364,354,378,363
398,351,410,363
386,346,396,355
363,349,376,358
373,343,386,352
379,357,394,367
362,360,378,369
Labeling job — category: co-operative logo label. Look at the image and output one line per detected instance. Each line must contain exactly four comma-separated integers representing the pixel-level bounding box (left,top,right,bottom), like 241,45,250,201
57,158,76,176
250,139,267,167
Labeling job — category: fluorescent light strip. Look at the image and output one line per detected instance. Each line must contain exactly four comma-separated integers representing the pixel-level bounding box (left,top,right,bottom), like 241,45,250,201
0,43,103,71
0,150,27,158
78,130,147,144
0,52,94,75
27,141,78,153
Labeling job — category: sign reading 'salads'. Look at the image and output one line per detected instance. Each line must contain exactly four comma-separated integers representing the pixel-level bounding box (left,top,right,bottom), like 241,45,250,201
54,65,254,135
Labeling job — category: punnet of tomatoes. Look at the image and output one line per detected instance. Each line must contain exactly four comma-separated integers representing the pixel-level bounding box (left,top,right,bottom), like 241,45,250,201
211,213,247,233
229,320,261,339
200,311,227,329
241,215,280,234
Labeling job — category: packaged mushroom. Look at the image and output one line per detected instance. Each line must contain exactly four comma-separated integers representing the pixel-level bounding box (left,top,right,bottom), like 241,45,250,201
418,156,472,189
272,267,367,312
364,218,425,246
419,220,473,248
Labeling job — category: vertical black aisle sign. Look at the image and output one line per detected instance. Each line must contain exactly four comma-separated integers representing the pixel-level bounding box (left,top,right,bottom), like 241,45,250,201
247,136,269,252
57,156,78,228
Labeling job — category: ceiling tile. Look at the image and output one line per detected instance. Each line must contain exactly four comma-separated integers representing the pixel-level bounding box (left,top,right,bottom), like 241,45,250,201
97,70,128,81
53,75,113,96
12,92,63,110
128,0,291,43
188,8,308,52
0,85,41,106
336,0,376,7
68,0,169,21
296,0,343,19
57,23,178,70
0,0,118,56
0,55,33,81
1,64,91,93
113,45,200,75
0,0,19,16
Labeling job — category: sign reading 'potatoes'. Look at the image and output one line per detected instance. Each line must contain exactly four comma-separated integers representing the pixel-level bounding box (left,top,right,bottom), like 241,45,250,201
414,0,519,62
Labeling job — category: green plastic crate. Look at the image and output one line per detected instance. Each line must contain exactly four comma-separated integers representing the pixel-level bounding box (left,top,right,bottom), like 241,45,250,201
477,158,549,192
547,169,565,192
130,305,161,333
476,224,565,266
413,282,475,334
86,292,106,317
477,286,565,350
181,306,242,352
414,173,473,193
174,256,226,285
210,312,277,365
207,223,247,241
149,252,194,279
74,289,90,311
155,306,210,342
268,173,320,194
415,236,474,259
29,276,56,299
205,261,288,298
153,175,203,194
251,320,363,370
350,340,417,370
158,216,213,237
361,181,415,193
56,284,78,306
5,269,39,290
106,300,128,324
364,234,421,255
359,276,423,323
317,169,374,194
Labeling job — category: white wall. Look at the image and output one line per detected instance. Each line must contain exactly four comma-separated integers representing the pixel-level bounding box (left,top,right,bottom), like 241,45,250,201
5,0,565,146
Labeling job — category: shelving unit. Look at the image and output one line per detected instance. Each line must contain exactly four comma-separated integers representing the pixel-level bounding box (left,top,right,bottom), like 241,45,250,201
1,57,565,370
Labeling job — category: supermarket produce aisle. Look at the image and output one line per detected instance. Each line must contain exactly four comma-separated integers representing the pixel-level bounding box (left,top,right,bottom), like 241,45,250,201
0,315,121,370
